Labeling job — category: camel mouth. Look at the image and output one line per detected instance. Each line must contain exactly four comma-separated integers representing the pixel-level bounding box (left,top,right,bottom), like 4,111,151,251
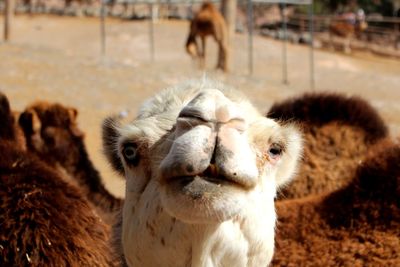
167,174,245,205
162,173,247,223
172,175,241,187
167,166,247,194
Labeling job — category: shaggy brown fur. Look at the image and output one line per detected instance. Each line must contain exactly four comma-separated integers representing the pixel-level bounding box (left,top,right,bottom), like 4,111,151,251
268,93,388,199
273,140,400,266
186,2,229,71
267,93,387,142
0,92,118,266
18,101,123,223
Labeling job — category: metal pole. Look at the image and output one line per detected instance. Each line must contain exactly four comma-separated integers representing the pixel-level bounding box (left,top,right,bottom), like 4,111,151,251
247,0,253,75
281,3,288,85
394,11,399,50
149,3,155,62
187,0,194,19
100,0,106,57
4,0,15,42
308,1,315,90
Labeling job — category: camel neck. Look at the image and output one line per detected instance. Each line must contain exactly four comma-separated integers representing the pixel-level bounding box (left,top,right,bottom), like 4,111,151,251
72,139,123,215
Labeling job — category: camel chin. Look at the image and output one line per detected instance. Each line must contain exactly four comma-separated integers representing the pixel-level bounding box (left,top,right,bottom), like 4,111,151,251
160,175,248,223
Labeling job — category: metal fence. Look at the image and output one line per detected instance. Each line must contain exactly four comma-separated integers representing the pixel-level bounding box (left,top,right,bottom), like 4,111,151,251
5,0,399,89
281,14,400,50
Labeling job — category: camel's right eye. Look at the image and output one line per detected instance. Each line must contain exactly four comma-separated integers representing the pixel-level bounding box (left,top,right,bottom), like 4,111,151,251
122,143,140,166
268,143,283,160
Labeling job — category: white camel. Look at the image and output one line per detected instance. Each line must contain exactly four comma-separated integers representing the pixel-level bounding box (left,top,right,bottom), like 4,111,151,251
103,80,303,267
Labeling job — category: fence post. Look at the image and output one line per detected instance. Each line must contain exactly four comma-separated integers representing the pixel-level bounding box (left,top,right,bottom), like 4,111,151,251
4,0,15,42
247,0,253,75
280,3,288,85
100,0,106,57
394,16,400,49
299,17,304,34
221,0,236,71
308,1,315,90
149,3,155,62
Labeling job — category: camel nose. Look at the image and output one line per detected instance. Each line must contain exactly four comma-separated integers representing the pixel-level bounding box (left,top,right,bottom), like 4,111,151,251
160,89,258,188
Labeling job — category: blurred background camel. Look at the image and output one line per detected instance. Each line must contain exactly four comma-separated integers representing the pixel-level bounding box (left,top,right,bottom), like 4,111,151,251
185,2,229,72
329,9,368,53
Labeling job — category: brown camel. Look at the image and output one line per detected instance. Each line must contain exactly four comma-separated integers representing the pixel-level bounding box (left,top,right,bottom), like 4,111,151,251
18,101,123,224
186,2,229,72
273,139,400,266
0,92,118,266
329,10,368,53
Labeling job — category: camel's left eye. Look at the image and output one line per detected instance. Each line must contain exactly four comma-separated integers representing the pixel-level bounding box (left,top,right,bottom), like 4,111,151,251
122,143,140,166
268,144,283,159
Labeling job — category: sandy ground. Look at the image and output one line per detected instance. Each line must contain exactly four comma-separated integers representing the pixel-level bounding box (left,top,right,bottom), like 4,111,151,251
1,15,399,197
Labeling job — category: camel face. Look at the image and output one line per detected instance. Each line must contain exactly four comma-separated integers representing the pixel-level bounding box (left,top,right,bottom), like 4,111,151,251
120,88,300,222
104,81,302,266
19,102,84,173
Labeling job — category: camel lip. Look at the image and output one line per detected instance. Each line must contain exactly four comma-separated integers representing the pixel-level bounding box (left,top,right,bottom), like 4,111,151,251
166,174,245,189
164,165,252,189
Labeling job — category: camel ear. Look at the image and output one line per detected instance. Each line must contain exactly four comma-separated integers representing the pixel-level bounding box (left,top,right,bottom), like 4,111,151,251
102,116,124,177
0,92,16,140
18,109,45,151
68,107,78,122
0,92,11,117
275,124,303,187
18,109,41,137
67,107,84,138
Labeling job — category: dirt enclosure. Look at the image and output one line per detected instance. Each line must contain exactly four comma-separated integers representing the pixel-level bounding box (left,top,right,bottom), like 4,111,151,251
1,15,400,197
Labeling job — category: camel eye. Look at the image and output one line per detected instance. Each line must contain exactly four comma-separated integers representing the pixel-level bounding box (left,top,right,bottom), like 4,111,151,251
122,143,140,166
268,144,283,159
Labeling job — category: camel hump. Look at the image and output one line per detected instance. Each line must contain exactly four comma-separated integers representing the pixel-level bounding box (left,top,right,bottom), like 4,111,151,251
267,92,388,143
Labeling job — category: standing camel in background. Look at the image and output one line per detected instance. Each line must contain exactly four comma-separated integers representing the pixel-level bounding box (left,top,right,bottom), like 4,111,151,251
329,9,368,53
186,2,229,72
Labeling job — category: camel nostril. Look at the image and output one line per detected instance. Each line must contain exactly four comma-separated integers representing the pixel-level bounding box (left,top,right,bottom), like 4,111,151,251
210,154,216,165
186,164,194,173
210,144,217,165
204,164,218,177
